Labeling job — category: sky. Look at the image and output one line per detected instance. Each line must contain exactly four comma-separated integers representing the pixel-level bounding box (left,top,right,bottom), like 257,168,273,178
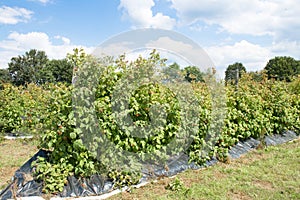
0,0,299,77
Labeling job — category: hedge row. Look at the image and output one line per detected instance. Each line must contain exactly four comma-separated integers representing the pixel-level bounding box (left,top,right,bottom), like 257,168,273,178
0,52,299,193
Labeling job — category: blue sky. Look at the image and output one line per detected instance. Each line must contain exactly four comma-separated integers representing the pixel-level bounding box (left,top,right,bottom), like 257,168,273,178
0,0,299,76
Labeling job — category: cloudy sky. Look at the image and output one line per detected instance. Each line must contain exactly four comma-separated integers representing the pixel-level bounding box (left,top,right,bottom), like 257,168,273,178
0,0,299,76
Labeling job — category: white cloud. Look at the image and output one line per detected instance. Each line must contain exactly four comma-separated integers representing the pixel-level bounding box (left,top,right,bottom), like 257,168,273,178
144,37,300,78
206,40,272,76
119,0,176,29
271,40,300,58
0,32,94,69
170,0,300,40
0,6,33,24
206,39,300,76
0,50,21,69
93,41,133,58
6,32,52,51
54,35,71,45
165,0,300,77
146,36,214,70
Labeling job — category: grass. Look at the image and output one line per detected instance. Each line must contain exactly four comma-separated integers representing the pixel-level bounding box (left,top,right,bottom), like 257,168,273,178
110,139,300,200
0,137,299,199
0,138,38,190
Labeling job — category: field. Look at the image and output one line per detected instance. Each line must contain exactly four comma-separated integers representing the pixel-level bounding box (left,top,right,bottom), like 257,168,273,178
0,138,38,190
1,52,299,197
0,138,299,199
111,139,300,200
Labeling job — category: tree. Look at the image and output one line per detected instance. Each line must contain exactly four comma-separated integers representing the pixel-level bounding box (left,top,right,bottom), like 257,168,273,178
0,68,11,89
248,70,264,82
46,59,73,84
8,49,49,86
225,62,246,84
163,62,182,80
66,48,89,84
264,56,300,81
0,69,11,83
182,66,205,82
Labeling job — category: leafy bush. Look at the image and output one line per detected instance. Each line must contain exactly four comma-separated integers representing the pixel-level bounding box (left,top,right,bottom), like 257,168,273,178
215,73,300,160
1,50,299,194
33,81,103,193
0,83,49,136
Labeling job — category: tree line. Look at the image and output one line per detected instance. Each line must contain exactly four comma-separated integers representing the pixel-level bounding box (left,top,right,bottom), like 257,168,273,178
0,49,73,87
0,49,299,88
0,49,206,87
225,56,300,84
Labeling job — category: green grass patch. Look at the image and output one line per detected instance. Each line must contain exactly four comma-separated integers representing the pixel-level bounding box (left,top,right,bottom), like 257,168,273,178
111,139,300,200
0,138,38,190
0,137,299,199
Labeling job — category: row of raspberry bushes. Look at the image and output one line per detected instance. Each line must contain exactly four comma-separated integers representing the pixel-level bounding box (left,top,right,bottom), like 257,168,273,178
0,52,299,193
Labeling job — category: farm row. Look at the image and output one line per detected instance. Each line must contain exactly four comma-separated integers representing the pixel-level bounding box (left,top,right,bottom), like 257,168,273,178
0,51,299,193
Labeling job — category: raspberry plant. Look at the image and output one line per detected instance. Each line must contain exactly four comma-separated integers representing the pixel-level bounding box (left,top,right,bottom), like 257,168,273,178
1,49,299,194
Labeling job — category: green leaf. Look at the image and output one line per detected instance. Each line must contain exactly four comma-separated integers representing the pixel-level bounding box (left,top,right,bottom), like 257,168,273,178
70,132,76,139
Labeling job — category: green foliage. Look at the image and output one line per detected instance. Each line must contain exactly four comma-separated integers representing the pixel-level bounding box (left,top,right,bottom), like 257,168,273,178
163,63,205,83
215,73,300,161
247,70,265,82
225,62,246,84
0,69,11,89
288,75,300,94
31,50,112,193
95,72,181,154
66,47,88,76
187,81,214,165
163,62,181,80
287,76,300,131
265,56,300,81
165,177,184,191
107,169,141,189
79,50,187,170
1,49,299,194
182,66,205,82
99,83,181,153
8,49,49,86
7,49,76,86
165,177,190,196
0,69,10,82
45,59,73,84
32,157,70,193
32,82,102,193
0,83,49,136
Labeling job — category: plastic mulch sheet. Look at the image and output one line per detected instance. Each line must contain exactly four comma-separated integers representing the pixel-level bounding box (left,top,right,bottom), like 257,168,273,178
0,130,298,199
0,149,114,199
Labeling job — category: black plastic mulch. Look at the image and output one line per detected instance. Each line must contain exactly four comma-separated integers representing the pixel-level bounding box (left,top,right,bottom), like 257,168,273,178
0,130,298,199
